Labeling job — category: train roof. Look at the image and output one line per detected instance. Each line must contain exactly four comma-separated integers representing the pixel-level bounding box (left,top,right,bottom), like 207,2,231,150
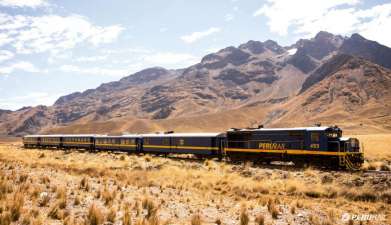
227,126,338,132
141,133,224,137
95,134,141,138
24,134,105,138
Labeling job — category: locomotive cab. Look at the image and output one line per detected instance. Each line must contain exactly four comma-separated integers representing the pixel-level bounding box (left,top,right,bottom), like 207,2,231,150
339,137,360,152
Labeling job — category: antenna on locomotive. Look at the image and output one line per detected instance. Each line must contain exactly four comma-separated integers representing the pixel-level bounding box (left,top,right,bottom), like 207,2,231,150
258,124,264,129
314,123,321,127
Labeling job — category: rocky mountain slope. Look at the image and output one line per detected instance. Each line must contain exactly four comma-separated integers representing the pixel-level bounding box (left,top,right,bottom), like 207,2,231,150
1,31,391,135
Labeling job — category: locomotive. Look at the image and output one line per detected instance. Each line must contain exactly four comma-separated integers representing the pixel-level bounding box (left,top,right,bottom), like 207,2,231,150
23,126,364,170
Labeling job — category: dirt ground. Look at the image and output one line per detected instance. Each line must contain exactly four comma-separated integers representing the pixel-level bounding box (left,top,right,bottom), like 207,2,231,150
0,141,390,225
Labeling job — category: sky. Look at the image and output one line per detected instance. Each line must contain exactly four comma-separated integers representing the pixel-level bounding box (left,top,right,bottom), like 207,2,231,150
0,0,390,110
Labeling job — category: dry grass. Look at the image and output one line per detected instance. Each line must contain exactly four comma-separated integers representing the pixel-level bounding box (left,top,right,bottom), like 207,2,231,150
351,134,391,161
86,203,104,225
190,214,202,225
0,143,390,224
255,214,265,225
240,208,249,225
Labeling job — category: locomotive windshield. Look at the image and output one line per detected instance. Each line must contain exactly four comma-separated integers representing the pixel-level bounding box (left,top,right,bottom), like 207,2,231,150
348,138,360,152
325,128,342,139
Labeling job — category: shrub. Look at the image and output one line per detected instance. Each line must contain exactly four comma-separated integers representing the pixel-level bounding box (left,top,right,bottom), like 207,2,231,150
304,190,321,198
142,197,156,219
74,195,81,206
240,209,249,225
380,163,390,171
86,203,104,225
102,187,116,206
107,207,116,223
267,200,279,219
255,214,265,225
122,205,132,225
190,214,202,225
38,192,50,207
0,212,11,225
47,202,61,220
9,193,24,221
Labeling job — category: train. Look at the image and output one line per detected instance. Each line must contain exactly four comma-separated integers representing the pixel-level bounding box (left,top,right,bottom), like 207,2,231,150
22,126,364,170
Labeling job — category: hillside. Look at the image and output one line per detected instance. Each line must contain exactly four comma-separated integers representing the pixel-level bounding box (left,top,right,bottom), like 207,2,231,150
1,31,391,135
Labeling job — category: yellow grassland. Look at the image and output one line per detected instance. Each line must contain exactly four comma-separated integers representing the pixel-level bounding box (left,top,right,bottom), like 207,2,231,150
0,143,389,225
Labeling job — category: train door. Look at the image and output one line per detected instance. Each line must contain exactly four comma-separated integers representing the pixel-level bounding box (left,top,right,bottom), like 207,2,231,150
309,131,320,150
218,136,226,160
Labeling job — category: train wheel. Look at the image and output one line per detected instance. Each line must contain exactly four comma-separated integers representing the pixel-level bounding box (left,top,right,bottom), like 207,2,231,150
294,160,309,169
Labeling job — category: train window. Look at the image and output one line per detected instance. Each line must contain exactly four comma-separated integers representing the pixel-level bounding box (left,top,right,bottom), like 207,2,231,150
163,138,169,145
144,138,149,145
130,139,135,144
289,131,304,138
178,139,185,146
311,132,320,142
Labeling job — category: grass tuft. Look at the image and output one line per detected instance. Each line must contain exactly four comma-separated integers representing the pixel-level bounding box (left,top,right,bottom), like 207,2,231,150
190,214,202,225
255,214,265,225
240,208,249,225
86,203,104,225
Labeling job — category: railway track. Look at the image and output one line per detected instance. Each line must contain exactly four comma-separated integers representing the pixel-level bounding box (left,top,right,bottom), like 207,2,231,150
18,145,391,174
362,170,391,174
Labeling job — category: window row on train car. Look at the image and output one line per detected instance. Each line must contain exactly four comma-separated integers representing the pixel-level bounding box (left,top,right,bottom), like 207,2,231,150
64,137,90,142
96,138,136,145
42,137,60,142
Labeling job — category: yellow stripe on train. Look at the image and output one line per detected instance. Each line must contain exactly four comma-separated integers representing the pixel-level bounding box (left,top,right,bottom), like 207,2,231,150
225,147,359,156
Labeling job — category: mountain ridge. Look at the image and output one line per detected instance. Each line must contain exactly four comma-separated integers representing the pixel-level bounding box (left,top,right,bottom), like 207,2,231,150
2,31,391,135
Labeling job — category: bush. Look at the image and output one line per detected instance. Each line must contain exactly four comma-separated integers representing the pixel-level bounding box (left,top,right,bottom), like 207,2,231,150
240,209,249,225
86,203,104,225
255,214,265,225
107,207,116,223
142,197,156,219
9,193,24,221
191,214,202,225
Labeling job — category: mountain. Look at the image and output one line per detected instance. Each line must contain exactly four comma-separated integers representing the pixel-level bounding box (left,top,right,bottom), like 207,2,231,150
340,33,391,69
270,55,391,132
1,31,391,135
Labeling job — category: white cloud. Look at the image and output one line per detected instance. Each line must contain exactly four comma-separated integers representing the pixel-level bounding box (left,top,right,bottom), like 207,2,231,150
75,55,108,62
180,27,222,44
205,47,222,53
356,4,391,47
254,0,391,47
141,52,200,68
0,50,14,62
59,51,199,76
0,92,62,110
0,0,48,8
225,14,235,22
0,61,42,75
254,0,359,35
0,13,124,54
59,64,130,77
